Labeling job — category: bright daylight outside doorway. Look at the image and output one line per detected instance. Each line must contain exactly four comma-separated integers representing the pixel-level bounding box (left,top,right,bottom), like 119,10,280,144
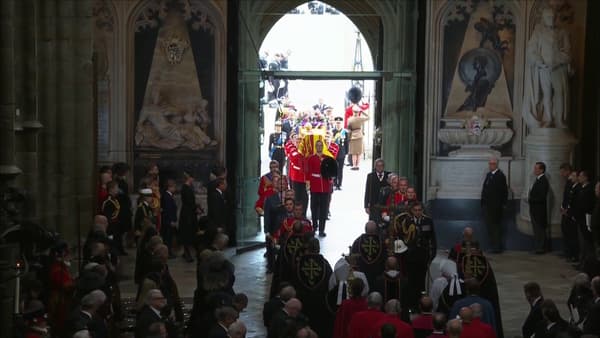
258,1,376,261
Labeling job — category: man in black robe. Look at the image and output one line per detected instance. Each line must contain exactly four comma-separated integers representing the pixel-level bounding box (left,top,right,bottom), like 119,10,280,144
291,238,333,338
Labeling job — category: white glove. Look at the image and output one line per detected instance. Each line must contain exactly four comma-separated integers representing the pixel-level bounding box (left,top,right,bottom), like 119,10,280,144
383,215,390,222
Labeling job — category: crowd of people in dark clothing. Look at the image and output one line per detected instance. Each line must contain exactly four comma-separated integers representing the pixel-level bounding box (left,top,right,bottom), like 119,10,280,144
9,156,600,338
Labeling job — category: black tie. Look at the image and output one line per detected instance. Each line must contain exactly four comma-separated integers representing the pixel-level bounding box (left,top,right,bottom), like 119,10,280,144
378,173,383,181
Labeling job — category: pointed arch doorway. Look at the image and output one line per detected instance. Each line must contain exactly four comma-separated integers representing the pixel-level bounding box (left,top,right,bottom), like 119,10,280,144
234,0,418,249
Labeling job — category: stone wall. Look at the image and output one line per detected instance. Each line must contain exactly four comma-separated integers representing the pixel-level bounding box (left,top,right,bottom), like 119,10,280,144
0,0,95,244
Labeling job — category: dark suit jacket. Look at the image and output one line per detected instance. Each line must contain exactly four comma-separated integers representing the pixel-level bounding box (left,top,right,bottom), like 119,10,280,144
207,188,227,228
529,175,550,224
264,193,285,235
364,171,391,209
135,305,162,338
583,298,600,335
161,190,178,228
533,318,571,338
263,296,285,327
481,169,508,208
268,309,293,338
573,183,596,226
522,298,544,338
207,323,229,338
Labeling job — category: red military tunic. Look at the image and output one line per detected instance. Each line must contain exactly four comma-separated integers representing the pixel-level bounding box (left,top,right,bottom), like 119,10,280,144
285,140,305,184
344,102,370,128
305,154,333,193
272,216,313,241
328,141,340,159
255,173,277,215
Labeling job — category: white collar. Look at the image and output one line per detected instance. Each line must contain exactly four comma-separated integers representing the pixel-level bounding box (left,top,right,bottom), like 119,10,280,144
150,306,162,318
537,173,545,179
491,169,499,174
547,322,556,330
533,296,542,306
81,310,92,319
167,191,173,196
218,322,228,331
216,188,223,194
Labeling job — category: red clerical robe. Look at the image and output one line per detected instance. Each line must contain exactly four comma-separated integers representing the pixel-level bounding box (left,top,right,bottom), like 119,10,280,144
372,314,415,338
333,297,368,338
348,309,385,338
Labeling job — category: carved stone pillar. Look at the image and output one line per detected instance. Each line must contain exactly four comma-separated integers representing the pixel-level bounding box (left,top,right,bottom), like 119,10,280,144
73,0,95,236
38,0,59,230
15,0,44,220
380,1,417,179
0,0,22,181
236,1,261,242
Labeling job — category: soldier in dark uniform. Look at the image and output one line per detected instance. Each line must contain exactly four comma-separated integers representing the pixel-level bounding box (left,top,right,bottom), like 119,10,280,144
112,162,131,254
269,121,286,172
101,181,121,253
332,117,348,190
134,188,156,236
395,201,436,311
292,238,333,338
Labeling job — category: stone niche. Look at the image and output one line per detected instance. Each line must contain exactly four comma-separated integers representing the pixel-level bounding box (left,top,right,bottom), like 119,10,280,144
425,0,589,243
425,0,523,200
131,0,226,187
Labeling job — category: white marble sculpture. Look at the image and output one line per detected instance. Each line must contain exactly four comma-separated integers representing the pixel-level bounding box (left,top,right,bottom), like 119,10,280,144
522,8,572,129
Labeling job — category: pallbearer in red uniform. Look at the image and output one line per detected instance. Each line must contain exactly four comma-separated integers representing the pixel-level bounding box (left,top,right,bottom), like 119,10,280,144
255,160,280,216
305,140,334,237
286,133,308,215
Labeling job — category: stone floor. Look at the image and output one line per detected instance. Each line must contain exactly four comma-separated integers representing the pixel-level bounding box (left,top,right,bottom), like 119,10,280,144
119,162,580,338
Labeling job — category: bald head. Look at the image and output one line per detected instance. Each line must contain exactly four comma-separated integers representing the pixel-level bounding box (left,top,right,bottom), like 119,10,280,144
459,307,473,323
385,256,399,271
470,303,483,318
367,292,383,309
280,286,296,301
228,320,247,338
419,296,433,312
93,215,108,232
284,298,302,317
463,227,473,241
433,313,447,330
384,299,401,316
447,319,462,337
365,221,378,234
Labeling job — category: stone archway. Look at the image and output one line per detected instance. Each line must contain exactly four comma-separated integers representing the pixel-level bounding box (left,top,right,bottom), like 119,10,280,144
235,0,419,243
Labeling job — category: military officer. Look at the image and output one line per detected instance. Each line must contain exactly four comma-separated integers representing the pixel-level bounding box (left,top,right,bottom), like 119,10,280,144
102,181,121,250
332,117,349,190
395,201,437,311
134,188,156,237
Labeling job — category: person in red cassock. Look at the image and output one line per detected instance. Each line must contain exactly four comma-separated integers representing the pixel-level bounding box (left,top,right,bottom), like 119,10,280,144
348,292,385,338
47,243,75,337
372,299,415,338
333,279,368,338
